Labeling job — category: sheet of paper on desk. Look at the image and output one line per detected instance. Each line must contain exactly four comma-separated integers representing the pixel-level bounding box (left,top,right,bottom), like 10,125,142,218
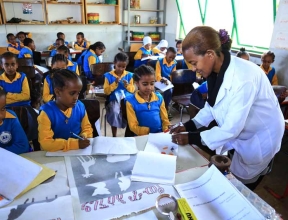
144,133,178,156
131,151,176,185
175,55,184,60
34,65,49,73
0,148,42,207
174,165,264,220
141,56,161,61
154,79,174,92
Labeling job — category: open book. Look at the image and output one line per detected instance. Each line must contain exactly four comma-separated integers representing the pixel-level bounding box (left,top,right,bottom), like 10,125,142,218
0,149,55,208
141,55,163,61
46,136,138,157
174,165,264,220
131,151,177,185
154,77,174,92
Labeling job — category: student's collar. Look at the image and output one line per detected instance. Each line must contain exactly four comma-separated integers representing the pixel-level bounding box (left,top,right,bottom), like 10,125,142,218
2,72,21,83
135,91,158,104
90,49,96,54
260,65,272,74
163,57,175,67
9,42,19,47
24,46,32,51
142,46,151,52
76,41,84,46
0,111,15,125
109,70,128,78
67,60,74,67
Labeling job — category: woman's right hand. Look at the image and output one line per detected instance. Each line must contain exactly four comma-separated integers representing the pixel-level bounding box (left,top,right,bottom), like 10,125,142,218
169,124,186,134
79,139,90,149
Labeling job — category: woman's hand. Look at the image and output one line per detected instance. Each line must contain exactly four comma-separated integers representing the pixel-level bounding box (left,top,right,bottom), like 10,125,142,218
172,133,189,145
169,124,186,134
79,139,90,149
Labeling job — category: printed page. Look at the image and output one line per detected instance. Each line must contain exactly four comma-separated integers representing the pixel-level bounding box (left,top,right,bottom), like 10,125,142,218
174,165,264,220
34,65,49,73
0,148,42,206
131,151,176,185
175,55,184,61
92,137,138,155
46,141,93,156
144,133,178,156
154,78,174,92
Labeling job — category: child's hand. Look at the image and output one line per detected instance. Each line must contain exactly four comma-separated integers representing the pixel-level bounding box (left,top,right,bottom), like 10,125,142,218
160,78,168,85
115,77,120,83
79,139,90,149
123,80,128,87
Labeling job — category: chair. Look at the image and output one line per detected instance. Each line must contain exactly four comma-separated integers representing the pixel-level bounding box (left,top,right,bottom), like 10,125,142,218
80,99,100,137
188,103,200,119
272,85,287,103
17,58,35,79
121,99,135,137
125,52,136,72
90,62,114,86
170,69,196,122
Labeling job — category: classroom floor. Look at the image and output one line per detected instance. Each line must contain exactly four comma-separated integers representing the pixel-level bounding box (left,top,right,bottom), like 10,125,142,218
93,95,288,219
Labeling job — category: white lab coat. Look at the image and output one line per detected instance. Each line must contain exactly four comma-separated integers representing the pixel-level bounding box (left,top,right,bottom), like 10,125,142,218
194,56,284,180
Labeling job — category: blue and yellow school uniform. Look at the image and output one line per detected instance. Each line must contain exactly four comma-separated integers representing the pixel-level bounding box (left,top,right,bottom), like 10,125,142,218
42,74,54,103
134,47,152,68
67,59,79,75
152,47,162,56
38,100,93,152
7,42,21,55
83,49,99,80
260,65,278,85
18,46,33,58
50,49,57,57
126,91,170,136
0,109,30,154
177,51,182,56
104,70,135,101
155,58,177,81
74,41,90,51
0,72,30,107
48,41,69,50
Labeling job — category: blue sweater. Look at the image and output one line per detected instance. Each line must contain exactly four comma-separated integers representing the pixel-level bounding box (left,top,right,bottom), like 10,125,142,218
50,49,57,57
0,109,30,154
18,47,33,58
83,50,99,80
134,47,152,68
158,58,177,79
40,100,86,140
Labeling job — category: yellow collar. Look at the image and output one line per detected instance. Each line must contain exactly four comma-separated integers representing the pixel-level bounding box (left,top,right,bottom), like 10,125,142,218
24,46,32,51
109,70,129,79
9,42,19,47
135,91,159,104
163,58,175,67
67,60,74,67
260,65,272,74
1,72,21,83
60,107,72,118
0,111,16,126
89,49,96,55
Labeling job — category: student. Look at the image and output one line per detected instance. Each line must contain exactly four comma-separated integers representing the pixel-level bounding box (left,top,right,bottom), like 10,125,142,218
134,36,153,68
0,52,30,107
74,32,90,51
176,40,182,55
260,51,278,85
0,89,30,154
18,38,35,58
38,69,93,152
16,31,32,48
7,33,21,55
104,52,135,137
126,65,170,136
83,41,106,80
236,47,250,61
48,32,69,50
57,45,79,75
43,54,68,103
155,47,177,111
50,38,64,57
190,81,208,109
152,39,168,56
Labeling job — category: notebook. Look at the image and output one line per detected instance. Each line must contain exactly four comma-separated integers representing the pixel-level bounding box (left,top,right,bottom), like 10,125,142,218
154,78,174,92
131,151,177,185
46,136,138,156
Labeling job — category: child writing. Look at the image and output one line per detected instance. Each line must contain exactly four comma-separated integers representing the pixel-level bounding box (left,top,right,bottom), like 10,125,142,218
134,36,153,68
0,52,30,107
57,45,79,75
152,39,168,56
7,33,21,55
18,38,35,58
50,38,64,57
0,88,30,154
83,41,106,80
176,40,182,55
74,32,90,51
16,31,32,48
126,65,170,136
236,47,250,61
38,69,93,152
43,54,68,103
155,47,177,111
260,51,278,85
48,32,69,50
104,52,135,137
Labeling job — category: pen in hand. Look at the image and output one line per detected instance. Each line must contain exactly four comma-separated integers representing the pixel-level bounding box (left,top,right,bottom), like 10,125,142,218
70,132,84,140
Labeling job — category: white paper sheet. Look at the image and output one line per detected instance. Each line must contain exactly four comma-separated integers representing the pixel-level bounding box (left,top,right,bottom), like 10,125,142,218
46,145,92,157
144,133,178,156
174,165,264,220
0,149,42,207
34,65,49,74
131,151,176,185
175,55,184,61
141,56,161,61
92,137,138,155
95,119,101,136
154,78,174,92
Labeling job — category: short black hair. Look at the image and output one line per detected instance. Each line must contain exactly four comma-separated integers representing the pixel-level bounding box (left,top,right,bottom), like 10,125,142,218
77,32,84,38
133,65,155,82
89,41,106,51
23,38,33,47
236,47,249,58
57,45,70,55
52,54,68,66
6,33,14,40
57,32,64,38
114,52,129,63
16,31,26,37
56,38,64,45
53,69,80,90
262,50,275,62
176,40,182,46
166,47,177,54
1,52,17,62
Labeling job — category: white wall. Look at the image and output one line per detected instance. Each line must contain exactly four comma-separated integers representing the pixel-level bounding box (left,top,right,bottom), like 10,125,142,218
165,0,178,48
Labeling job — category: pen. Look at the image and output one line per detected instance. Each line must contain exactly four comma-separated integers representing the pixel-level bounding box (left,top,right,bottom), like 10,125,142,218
70,132,84,140
172,132,189,135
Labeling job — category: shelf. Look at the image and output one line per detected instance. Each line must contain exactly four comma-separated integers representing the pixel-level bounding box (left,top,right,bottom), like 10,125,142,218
47,2,82,4
86,23,119,25
6,22,45,25
122,23,167,27
3,1,42,3
48,23,83,25
124,9,164,12
86,3,118,6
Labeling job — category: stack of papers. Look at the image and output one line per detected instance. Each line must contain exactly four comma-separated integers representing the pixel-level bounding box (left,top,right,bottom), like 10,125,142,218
0,148,55,207
131,151,177,185
154,78,174,92
46,136,138,156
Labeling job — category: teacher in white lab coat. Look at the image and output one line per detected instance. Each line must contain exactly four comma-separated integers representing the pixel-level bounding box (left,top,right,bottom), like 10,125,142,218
171,26,284,189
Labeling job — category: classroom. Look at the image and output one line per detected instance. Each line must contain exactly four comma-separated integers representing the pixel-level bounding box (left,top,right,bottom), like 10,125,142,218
0,0,287,219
